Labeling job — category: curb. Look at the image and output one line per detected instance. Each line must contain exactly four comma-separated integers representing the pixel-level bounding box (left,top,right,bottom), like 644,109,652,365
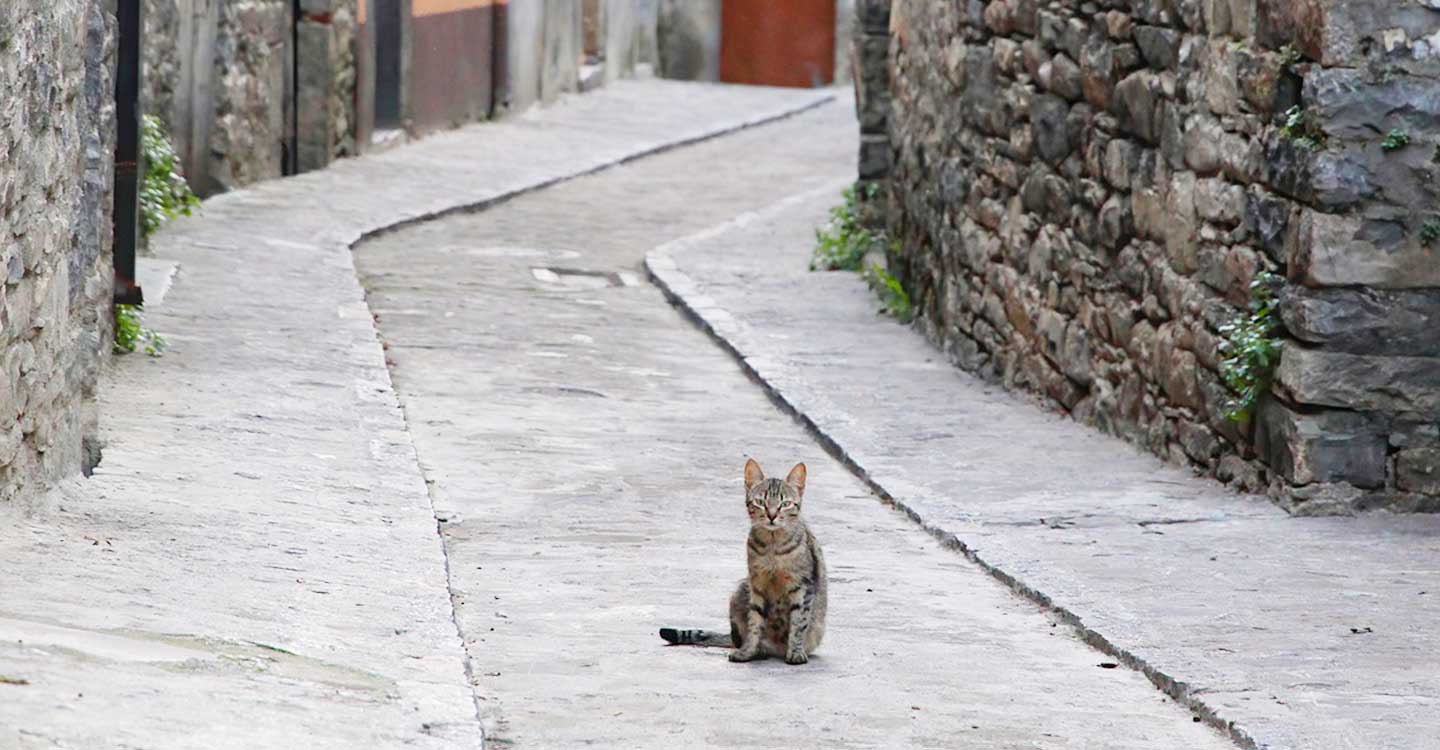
644,192,1260,750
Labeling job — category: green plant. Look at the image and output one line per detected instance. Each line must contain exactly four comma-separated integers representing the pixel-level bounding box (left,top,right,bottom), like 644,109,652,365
811,184,882,272
1279,106,1326,151
114,304,165,356
140,114,199,240
1421,218,1440,245
1381,129,1410,152
864,262,913,323
1217,271,1283,421
1277,44,1303,69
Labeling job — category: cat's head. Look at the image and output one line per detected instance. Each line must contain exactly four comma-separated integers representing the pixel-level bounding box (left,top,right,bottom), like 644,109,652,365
743,459,807,531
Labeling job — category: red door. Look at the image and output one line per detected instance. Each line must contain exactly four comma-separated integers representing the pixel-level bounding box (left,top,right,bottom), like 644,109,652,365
720,0,836,88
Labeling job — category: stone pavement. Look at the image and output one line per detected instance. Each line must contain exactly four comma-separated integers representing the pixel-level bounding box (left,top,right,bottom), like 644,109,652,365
648,167,1440,748
355,101,1231,747
0,81,831,749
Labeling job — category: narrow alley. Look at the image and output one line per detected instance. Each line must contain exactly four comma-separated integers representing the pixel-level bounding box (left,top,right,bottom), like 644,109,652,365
8,0,1440,747
353,102,1231,747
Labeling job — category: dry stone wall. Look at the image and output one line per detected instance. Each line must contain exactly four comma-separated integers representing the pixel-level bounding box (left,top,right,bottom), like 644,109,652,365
868,0,1440,512
0,0,116,504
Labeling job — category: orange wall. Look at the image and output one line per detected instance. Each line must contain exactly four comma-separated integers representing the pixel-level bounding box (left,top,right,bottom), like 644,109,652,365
413,0,500,17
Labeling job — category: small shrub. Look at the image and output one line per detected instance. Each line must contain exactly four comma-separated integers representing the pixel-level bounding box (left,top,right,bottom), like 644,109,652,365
114,304,165,356
1381,129,1410,152
1421,219,1440,246
1279,106,1326,151
864,262,913,324
1218,271,1283,421
140,114,199,240
811,185,882,272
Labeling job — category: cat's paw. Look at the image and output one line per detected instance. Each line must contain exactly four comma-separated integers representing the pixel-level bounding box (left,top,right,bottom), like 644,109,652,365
729,649,757,663
784,651,809,665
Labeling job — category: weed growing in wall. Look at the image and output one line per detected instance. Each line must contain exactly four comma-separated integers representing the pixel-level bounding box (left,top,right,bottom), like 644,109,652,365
1421,218,1440,246
1218,271,1283,421
116,117,193,356
1381,129,1411,152
114,304,166,356
1279,107,1326,151
813,186,915,324
140,114,199,241
811,184,882,271
864,262,913,324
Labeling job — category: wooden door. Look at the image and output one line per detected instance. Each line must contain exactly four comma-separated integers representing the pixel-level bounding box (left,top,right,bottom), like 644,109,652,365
720,0,836,88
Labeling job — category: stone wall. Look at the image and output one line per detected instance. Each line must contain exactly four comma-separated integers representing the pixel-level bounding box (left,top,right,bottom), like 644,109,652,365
0,0,116,504
297,0,358,170
868,0,1440,513
143,0,358,194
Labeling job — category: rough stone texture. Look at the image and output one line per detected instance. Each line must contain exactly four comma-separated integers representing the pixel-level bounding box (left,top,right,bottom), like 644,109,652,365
297,0,358,171
0,0,115,505
141,0,182,134
648,167,1440,750
206,0,290,193
142,0,359,192
657,0,721,81
357,100,1231,750
871,0,1440,511
851,0,891,222
0,81,832,748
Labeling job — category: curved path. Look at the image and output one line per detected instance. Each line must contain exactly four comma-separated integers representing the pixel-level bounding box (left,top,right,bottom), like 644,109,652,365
354,100,1231,747
0,81,829,749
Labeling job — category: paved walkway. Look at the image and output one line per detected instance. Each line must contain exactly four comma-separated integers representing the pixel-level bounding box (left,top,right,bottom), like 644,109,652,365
0,81,830,749
355,97,1231,748
648,164,1440,749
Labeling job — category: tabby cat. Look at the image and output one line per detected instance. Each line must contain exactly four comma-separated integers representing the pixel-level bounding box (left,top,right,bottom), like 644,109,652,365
659,459,828,665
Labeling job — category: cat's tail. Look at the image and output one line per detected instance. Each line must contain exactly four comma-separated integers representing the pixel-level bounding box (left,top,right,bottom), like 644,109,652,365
659,627,732,647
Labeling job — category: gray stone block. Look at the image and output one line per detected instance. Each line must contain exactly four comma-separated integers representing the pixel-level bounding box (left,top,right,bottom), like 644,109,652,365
1290,209,1440,289
1397,447,1440,495
1281,286,1440,357
1255,399,1389,488
1276,345,1440,417
858,134,892,180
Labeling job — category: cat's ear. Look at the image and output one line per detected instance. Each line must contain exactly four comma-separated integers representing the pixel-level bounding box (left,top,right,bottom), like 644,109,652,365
785,463,807,496
744,459,765,491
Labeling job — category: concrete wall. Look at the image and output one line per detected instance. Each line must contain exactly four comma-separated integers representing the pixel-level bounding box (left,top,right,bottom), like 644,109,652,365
864,0,1440,513
602,0,660,83
0,0,116,503
499,0,581,113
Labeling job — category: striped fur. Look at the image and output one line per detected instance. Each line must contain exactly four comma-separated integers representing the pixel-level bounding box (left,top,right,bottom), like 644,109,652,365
659,459,827,665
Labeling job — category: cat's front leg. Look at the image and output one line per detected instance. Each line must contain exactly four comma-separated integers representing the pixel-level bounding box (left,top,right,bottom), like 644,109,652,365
729,592,766,662
784,582,814,665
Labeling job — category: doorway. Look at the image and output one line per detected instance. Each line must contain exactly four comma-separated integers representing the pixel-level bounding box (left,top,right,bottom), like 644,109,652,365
374,0,405,130
720,0,837,88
